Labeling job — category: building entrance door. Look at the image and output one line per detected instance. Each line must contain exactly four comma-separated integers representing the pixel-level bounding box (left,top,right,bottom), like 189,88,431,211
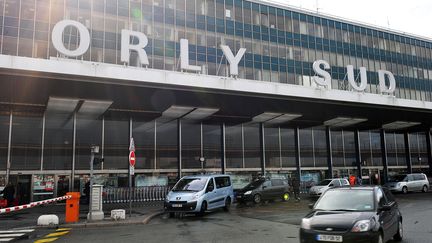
8,175,31,205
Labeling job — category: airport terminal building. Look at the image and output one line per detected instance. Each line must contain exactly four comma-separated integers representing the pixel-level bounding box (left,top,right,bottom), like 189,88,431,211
1,0,432,202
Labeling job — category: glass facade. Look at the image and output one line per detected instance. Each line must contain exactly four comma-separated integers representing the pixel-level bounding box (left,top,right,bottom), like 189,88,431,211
1,0,432,101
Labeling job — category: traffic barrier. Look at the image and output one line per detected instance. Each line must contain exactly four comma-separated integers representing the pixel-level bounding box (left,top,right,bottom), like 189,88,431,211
103,186,170,204
0,195,71,214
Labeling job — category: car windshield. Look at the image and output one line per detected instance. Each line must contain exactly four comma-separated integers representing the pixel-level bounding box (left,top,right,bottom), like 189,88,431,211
172,178,207,192
314,190,375,211
243,178,265,190
317,179,332,186
388,175,407,182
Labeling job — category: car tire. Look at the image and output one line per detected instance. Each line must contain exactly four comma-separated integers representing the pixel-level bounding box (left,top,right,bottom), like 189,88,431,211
422,185,428,193
223,197,231,212
198,201,207,216
377,233,383,243
402,186,408,194
253,194,262,204
282,192,290,202
394,220,403,241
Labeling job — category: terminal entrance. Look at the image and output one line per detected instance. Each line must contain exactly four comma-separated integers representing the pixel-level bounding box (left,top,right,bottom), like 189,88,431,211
8,175,31,205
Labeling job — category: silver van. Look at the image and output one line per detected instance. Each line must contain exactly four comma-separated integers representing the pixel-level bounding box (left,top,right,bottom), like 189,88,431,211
385,173,429,194
164,174,234,216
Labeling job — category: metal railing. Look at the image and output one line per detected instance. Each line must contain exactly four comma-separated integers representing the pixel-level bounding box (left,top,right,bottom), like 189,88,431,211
103,186,171,204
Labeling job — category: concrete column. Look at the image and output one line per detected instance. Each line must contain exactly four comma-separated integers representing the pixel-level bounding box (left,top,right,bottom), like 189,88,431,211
380,129,389,184
354,130,362,178
326,127,333,178
260,123,266,175
177,119,182,179
221,123,226,174
404,132,412,174
294,127,301,181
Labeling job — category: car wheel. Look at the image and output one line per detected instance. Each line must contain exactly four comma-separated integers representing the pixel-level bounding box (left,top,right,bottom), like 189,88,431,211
282,192,290,202
199,201,207,216
402,186,408,194
394,220,403,241
422,185,428,193
253,194,262,204
223,197,231,212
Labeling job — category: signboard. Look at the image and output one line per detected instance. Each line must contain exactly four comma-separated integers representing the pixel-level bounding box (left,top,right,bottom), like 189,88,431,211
129,151,136,167
33,175,54,194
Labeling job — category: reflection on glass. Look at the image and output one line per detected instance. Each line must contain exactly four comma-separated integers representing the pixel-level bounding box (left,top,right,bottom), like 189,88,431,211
299,128,313,167
0,113,10,170
226,125,242,168
313,128,328,167
104,118,129,169
11,114,43,170
181,121,201,169
156,120,177,169
203,124,221,169
76,116,102,170
281,128,296,168
265,127,280,168
243,125,260,168
133,120,155,170
44,113,73,170
331,130,344,167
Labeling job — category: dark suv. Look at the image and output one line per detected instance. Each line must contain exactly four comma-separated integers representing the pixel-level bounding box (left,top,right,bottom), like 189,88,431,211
236,177,290,204
300,186,403,243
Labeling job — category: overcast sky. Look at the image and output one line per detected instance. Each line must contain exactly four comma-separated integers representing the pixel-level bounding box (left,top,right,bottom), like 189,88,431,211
265,0,432,39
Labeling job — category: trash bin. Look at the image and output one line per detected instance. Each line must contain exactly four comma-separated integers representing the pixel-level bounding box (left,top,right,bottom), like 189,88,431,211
65,192,80,223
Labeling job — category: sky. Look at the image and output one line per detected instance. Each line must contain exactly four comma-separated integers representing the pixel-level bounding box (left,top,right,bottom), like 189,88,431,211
265,0,432,39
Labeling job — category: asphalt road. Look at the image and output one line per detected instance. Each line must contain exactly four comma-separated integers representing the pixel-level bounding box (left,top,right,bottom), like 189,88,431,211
32,192,432,243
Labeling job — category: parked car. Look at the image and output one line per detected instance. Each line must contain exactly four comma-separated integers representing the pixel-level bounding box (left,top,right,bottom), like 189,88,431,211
385,173,429,194
164,174,234,216
309,178,350,197
236,177,290,204
300,186,403,243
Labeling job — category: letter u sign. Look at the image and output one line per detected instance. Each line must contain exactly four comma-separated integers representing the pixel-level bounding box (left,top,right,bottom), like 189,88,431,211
52,20,90,57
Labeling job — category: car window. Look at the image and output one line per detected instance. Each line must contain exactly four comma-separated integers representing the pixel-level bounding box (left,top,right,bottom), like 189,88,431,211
271,179,284,186
331,180,341,186
206,178,214,192
383,188,395,203
376,188,387,207
339,179,349,186
215,176,231,189
263,180,271,187
414,174,424,181
407,175,414,181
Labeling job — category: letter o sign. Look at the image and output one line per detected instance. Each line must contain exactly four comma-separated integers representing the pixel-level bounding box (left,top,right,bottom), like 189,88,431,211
51,20,90,57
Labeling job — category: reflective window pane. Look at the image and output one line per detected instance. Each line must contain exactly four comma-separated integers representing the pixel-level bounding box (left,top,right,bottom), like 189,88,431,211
133,120,155,170
104,118,129,170
43,113,73,170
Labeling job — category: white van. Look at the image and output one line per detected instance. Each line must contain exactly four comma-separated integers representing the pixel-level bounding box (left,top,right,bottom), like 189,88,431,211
309,178,350,197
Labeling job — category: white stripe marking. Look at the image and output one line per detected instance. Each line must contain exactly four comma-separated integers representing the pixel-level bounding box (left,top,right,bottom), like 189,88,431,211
0,238,14,242
0,229,34,233
0,234,25,237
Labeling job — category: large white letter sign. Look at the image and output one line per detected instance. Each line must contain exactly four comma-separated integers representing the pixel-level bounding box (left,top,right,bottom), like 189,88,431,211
378,70,396,94
346,65,368,92
180,39,201,72
52,20,90,57
312,60,331,87
220,45,246,77
121,29,149,65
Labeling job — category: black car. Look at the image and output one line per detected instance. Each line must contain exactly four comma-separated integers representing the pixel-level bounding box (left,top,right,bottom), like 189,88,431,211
236,177,290,204
300,186,402,243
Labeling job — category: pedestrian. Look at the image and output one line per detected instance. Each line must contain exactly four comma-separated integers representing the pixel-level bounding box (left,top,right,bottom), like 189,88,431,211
349,175,356,186
1,182,15,207
291,176,300,201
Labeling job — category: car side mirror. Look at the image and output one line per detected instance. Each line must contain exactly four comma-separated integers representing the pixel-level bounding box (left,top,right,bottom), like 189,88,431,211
206,186,214,192
379,204,392,212
308,203,314,209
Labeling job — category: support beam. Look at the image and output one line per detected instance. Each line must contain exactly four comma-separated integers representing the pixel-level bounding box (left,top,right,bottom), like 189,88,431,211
177,119,182,179
404,132,412,174
426,131,432,175
380,129,389,184
354,130,362,178
294,127,301,182
221,123,226,174
260,123,266,175
326,127,333,178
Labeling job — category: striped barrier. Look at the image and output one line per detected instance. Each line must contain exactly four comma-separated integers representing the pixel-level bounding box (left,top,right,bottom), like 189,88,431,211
0,195,71,214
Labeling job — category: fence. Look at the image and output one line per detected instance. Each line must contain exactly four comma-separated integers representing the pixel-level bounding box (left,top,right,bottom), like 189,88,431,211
103,186,171,204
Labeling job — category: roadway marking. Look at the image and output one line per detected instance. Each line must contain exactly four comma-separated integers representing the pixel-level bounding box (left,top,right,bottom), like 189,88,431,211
0,238,15,242
34,238,58,243
0,228,35,242
44,231,69,237
34,228,70,243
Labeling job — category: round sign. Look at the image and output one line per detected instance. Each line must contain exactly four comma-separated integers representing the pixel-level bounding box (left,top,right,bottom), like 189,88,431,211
129,151,136,167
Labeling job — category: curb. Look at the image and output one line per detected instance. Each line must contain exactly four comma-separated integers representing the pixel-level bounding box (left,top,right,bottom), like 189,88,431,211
56,210,164,228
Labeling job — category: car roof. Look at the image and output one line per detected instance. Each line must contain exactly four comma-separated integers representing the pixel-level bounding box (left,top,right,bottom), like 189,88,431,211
327,185,378,191
182,174,229,179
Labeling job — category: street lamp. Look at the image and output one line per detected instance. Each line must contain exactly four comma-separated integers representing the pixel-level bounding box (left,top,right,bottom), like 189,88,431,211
199,157,206,174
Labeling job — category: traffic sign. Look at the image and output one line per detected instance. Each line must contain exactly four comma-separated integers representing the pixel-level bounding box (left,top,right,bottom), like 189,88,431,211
129,137,135,152
129,151,136,167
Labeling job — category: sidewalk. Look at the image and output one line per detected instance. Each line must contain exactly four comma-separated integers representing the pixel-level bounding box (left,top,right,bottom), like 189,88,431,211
0,201,164,230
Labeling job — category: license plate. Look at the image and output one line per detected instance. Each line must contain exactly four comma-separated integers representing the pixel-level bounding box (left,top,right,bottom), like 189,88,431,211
316,234,343,242
172,204,183,208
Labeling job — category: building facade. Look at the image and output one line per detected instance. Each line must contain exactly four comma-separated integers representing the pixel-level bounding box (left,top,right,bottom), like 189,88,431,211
0,0,432,202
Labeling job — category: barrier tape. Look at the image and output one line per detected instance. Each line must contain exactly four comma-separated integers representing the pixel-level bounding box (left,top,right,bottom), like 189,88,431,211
0,195,71,214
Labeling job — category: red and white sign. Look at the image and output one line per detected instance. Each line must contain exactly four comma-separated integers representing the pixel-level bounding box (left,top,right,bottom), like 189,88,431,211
129,151,136,167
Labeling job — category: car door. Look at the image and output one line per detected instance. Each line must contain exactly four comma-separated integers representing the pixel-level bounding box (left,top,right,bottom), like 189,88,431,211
270,179,285,198
205,178,218,210
261,180,272,200
383,188,399,236
406,175,415,191
376,188,392,242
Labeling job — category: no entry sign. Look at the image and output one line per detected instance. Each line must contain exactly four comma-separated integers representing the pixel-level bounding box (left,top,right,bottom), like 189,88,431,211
129,151,136,167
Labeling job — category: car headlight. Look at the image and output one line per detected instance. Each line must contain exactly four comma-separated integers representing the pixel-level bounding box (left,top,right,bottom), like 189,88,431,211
192,193,201,200
396,182,401,188
301,218,311,230
244,190,252,195
351,220,371,232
